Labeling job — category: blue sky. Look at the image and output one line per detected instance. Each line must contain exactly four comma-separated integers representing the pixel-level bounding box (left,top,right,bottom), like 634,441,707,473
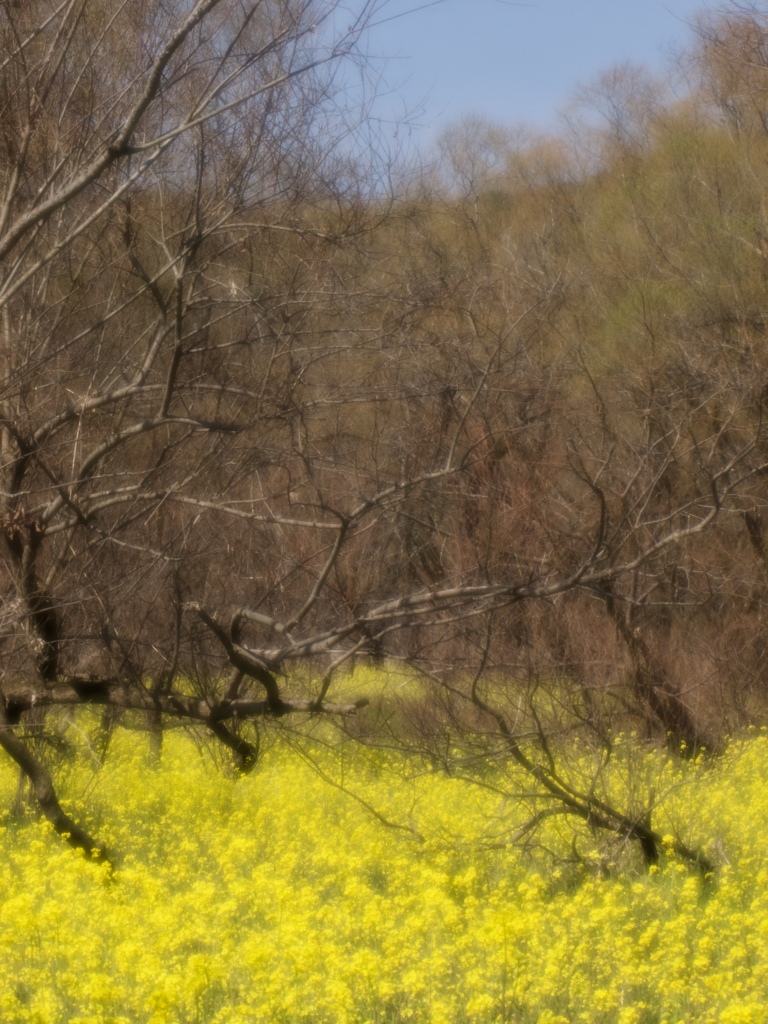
365,0,706,140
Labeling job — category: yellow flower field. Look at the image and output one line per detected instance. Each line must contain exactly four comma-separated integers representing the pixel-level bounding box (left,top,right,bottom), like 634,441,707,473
2,727,768,1024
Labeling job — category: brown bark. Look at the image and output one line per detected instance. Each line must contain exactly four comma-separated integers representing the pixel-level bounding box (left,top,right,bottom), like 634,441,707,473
0,703,109,862
1,680,369,722
208,720,260,773
601,584,714,757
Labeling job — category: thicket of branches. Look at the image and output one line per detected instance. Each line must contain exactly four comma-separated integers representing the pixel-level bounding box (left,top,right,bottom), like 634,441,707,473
3,0,768,870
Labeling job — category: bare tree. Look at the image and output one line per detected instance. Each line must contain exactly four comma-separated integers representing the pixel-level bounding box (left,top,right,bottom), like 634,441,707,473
0,0,413,857
2,0,767,875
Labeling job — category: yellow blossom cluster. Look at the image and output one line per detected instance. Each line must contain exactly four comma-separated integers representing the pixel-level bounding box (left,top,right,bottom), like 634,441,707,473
1,727,768,1023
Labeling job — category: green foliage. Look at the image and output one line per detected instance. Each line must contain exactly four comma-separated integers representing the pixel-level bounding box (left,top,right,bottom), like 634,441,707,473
2,730,768,1022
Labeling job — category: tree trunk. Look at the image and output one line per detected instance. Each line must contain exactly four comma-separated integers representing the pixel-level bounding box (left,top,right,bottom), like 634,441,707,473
0,704,109,863
601,584,714,757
